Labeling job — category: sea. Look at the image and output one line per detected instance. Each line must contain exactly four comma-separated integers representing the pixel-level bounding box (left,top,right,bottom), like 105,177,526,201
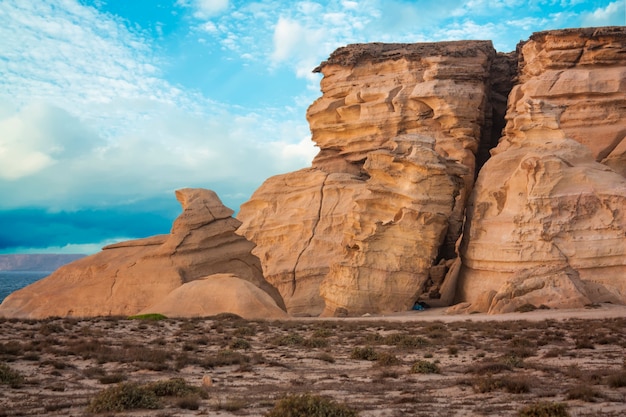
0,271,51,304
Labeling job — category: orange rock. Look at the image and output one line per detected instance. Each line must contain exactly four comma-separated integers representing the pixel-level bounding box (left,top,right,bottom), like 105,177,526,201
238,41,497,316
456,27,626,313
0,189,285,319
138,274,288,319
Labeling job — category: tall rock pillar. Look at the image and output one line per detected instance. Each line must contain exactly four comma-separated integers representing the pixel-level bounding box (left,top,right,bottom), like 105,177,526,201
456,27,626,314
238,41,497,316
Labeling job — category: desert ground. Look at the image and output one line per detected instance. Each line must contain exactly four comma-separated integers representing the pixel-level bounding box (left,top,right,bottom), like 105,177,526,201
1,304,625,416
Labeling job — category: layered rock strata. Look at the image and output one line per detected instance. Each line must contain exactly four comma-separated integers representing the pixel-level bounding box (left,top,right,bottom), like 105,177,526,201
238,41,500,316
456,27,626,313
0,189,285,319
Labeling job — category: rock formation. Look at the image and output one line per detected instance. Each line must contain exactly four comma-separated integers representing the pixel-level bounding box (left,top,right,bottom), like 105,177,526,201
0,189,285,319
137,273,288,319
2,27,625,318
237,41,503,316
455,27,626,313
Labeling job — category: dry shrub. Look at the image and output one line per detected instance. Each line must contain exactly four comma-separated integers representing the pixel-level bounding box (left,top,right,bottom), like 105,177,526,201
0,363,24,388
384,333,430,348
472,376,502,393
87,378,206,413
410,360,439,374
350,346,378,361
272,332,305,346
148,377,206,398
518,401,569,417
98,373,127,385
607,371,626,388
87,382,161,412
266,393,358,417
304,337,329,348
203,349,250,368
501,376,531,394
565,384,602,402
177,395,200,410
229,338,251,350
467,361,512,374
375,352,400,367
314,352,335,363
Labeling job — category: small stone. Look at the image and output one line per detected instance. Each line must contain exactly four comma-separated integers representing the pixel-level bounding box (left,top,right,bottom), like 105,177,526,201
202,375,213,388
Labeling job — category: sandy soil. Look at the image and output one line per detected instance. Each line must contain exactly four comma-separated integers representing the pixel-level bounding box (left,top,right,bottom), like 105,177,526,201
334,303,626,322
0,305,625,416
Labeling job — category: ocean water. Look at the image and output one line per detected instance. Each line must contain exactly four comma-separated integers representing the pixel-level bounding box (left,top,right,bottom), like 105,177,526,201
0,271,51,304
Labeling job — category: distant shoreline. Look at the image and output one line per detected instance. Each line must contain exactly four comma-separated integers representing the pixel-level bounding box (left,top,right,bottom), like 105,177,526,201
0,254,85,272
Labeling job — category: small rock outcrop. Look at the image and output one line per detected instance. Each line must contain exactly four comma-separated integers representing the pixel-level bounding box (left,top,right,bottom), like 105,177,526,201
0,189,285,319
137,273,288,319
237,41,501,316
456,27,626,313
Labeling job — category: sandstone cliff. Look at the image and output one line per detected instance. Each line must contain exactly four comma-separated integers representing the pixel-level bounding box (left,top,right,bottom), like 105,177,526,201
237,41,504,316
0,189,285,319
456,27,626,313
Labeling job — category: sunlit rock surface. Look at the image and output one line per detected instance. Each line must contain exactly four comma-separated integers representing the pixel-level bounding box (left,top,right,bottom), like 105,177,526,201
456,27,626,313
238,41,498,316
0,189,285,319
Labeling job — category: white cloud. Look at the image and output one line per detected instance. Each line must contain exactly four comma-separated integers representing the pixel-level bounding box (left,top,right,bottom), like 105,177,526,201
177,0,230,19
0,102,100,180
506,16,549,30
200,21,219,33
272,17,312,62
581,1,625,26
0,97,315,211
0,0,315,211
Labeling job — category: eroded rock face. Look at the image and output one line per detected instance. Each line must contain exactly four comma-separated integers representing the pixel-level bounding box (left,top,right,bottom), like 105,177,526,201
505,27,626,176
0,189,285,319
456,27,626,313
238,41,497,316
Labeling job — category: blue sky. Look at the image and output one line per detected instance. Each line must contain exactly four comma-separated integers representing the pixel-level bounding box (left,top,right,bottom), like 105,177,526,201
0,0,623,254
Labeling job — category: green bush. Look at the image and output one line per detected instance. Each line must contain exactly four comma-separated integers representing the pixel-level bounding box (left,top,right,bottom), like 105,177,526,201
518,401,569,417
410,360,439,374
265,393,358,417
87,382,161,412
0,363,24,388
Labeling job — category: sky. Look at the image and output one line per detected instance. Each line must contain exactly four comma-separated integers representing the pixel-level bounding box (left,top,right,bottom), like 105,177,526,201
0,0,624,255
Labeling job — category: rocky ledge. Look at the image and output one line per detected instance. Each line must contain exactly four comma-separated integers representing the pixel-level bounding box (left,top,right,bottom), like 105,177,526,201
1,27,624,318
